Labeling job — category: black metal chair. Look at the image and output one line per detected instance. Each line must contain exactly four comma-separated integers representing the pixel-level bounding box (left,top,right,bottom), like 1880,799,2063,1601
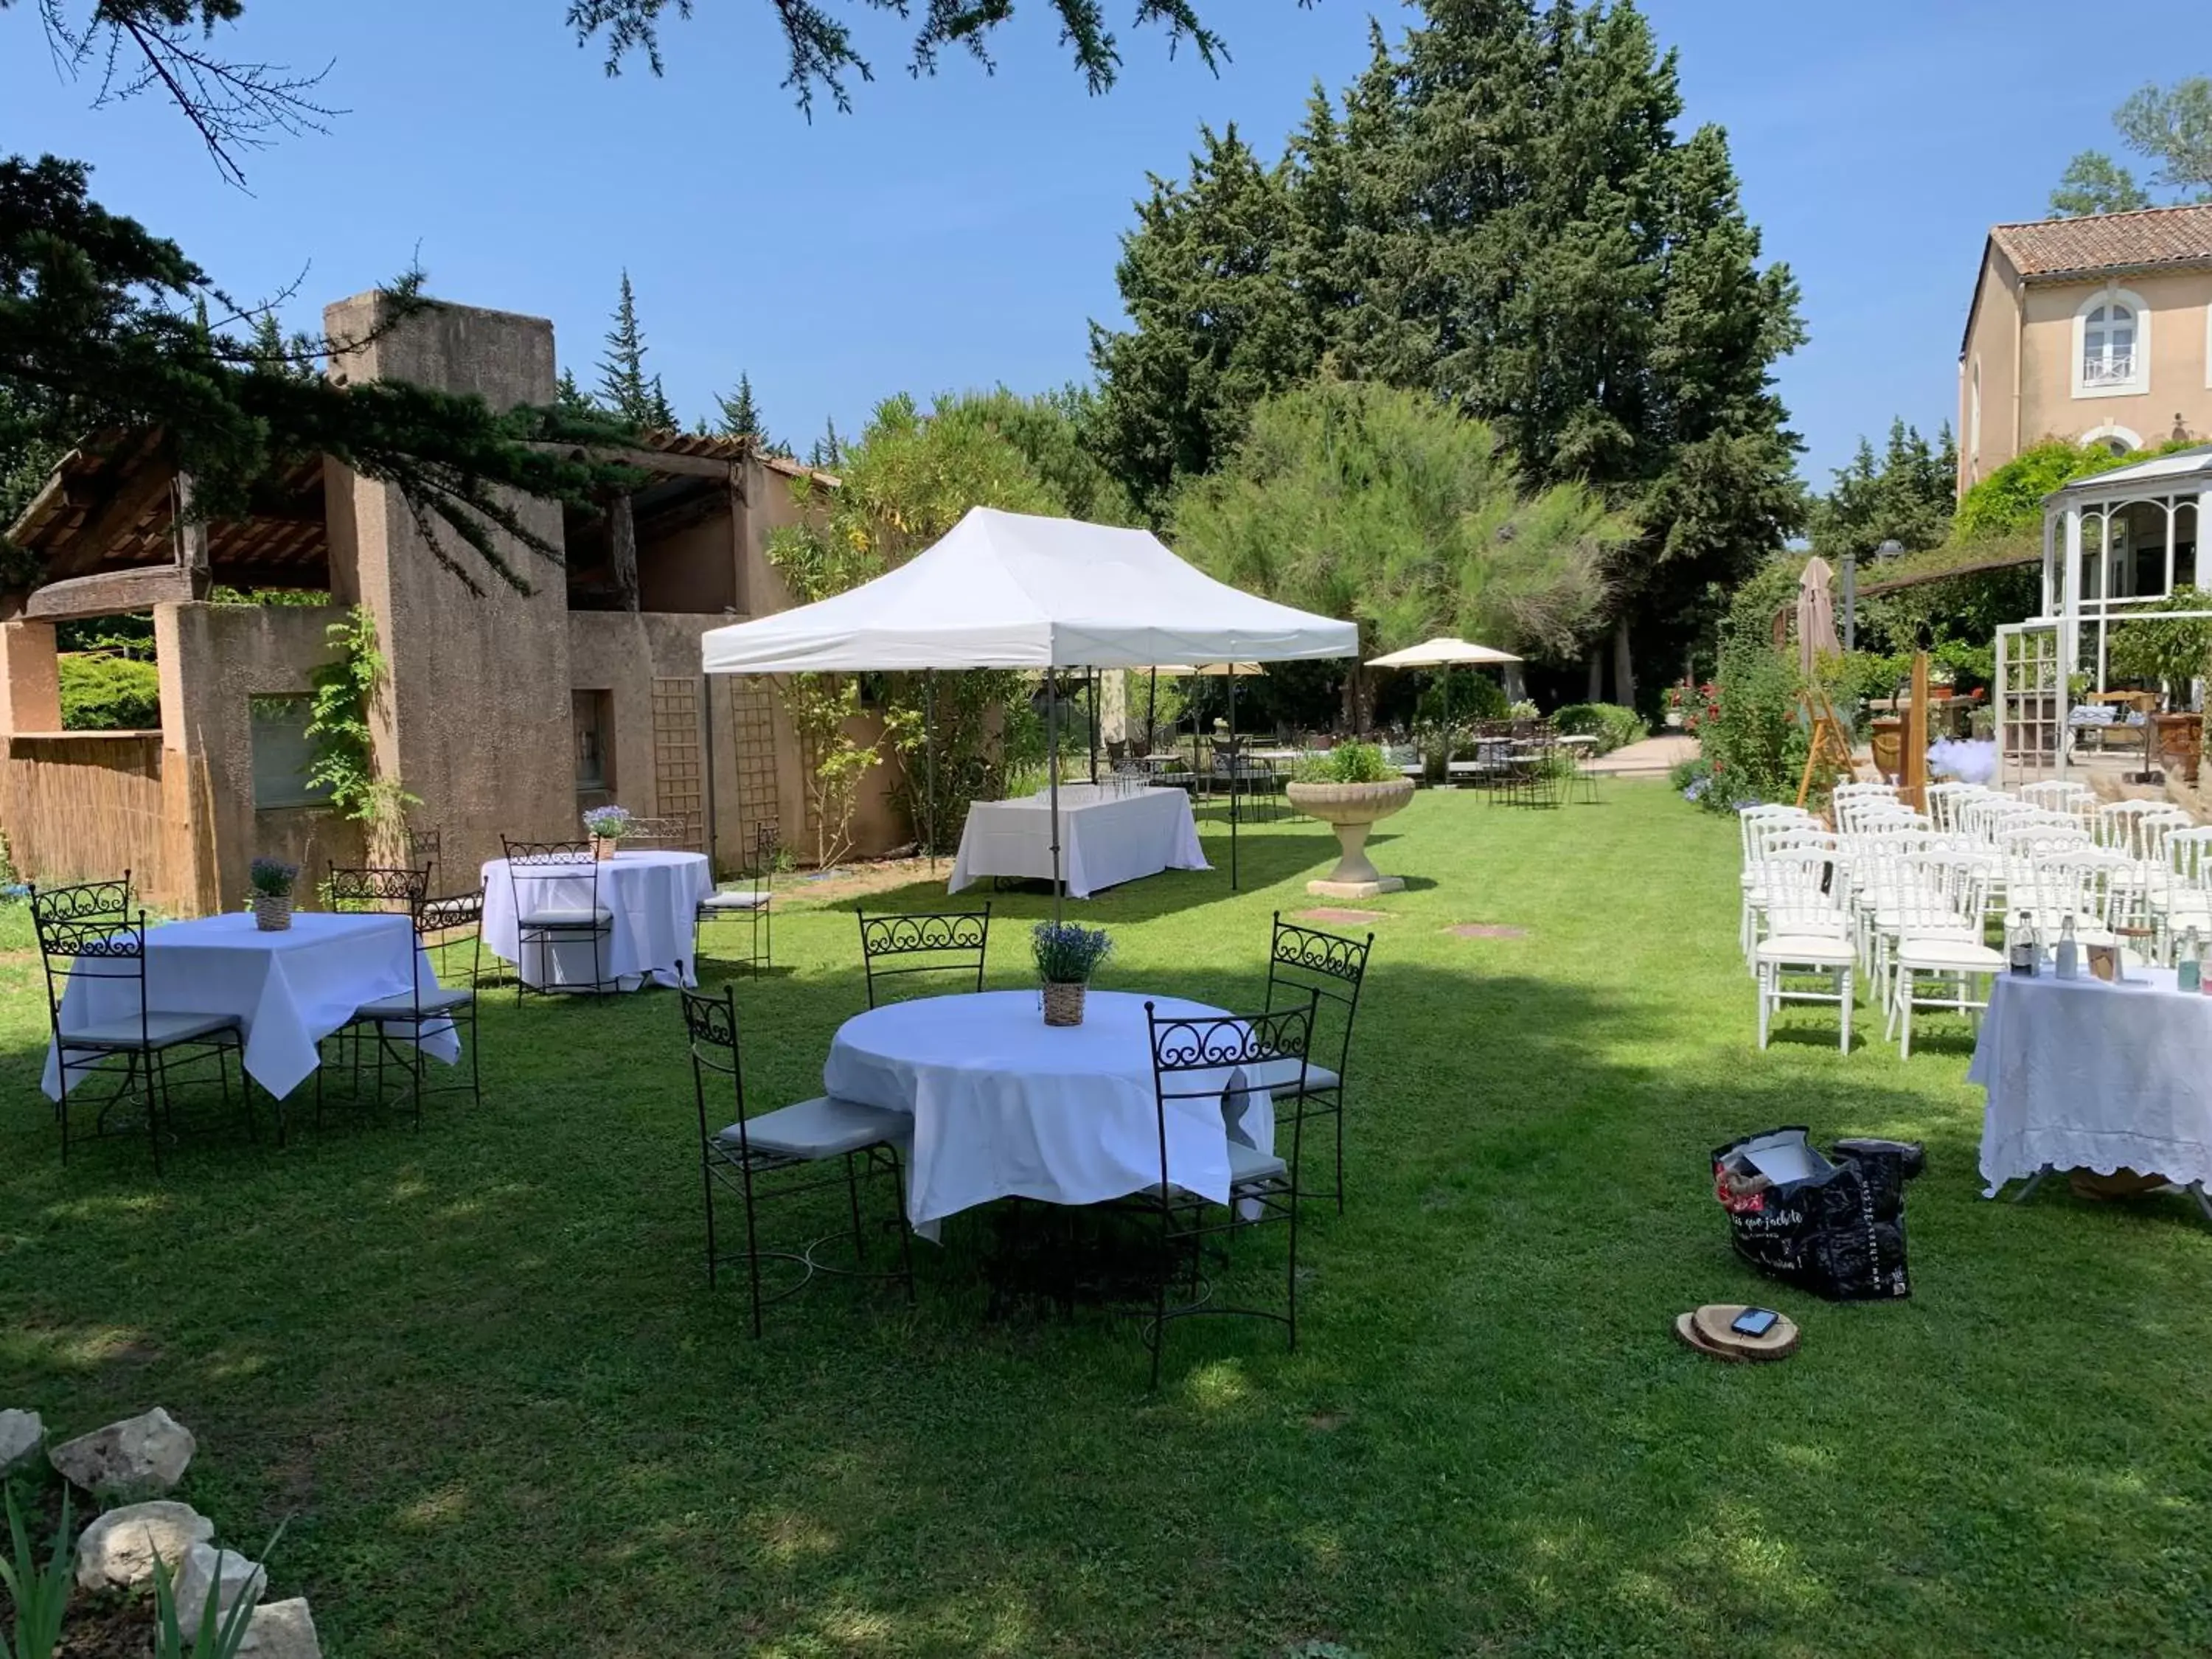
1130,993,1315,1387
681,984,914,1337
31,875,246,1172
857,906,991,1008
1262,914,1374,1214
500,837,616,1000
698,821,778,977
403,824,442,891
320,877,484,1130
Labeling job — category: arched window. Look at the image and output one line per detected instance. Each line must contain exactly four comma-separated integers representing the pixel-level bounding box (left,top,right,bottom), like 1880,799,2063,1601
2074,288,2149,397
2081,421,2142,458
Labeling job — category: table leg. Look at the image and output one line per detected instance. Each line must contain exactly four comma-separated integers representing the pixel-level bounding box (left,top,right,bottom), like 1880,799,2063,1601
2010,1164,2053,1203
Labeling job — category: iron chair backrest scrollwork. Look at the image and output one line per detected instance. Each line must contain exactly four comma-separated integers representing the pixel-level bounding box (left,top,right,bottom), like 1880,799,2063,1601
402,824,442,891
681,981,751,1153
1266,913,1374,1084
856,905,991,1008
1144,991,1318,1189
324,864,431,917
29,877,150,1051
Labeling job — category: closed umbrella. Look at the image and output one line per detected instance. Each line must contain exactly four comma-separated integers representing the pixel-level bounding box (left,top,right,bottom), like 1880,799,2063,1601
1795,558,1840,677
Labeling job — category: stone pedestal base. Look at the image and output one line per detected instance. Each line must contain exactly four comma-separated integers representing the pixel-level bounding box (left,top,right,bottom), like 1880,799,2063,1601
1307,875,1405,900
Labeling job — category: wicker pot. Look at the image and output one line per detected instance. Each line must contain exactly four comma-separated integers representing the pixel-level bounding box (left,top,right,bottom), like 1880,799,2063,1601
592,836,620,862
252,892,294,932
1285,777,1417,888
1041,979,1088,1027
2153,712,2204,784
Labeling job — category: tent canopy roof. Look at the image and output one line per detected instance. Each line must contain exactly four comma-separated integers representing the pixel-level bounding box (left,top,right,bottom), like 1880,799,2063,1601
1365,636,1522,668
700,507,1357,674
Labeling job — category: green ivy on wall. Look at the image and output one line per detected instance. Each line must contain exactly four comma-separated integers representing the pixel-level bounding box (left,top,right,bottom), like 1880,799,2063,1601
305,606,417,838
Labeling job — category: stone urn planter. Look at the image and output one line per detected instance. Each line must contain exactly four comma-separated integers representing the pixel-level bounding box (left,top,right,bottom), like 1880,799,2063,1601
2152,712,2204,785
1287,777,1417,898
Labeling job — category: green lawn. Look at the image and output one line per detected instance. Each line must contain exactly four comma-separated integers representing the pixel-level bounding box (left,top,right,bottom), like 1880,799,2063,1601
4,784,2210,1658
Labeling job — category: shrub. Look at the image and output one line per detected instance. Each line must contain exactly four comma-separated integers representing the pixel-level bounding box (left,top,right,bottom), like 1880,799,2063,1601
1692,641,1809,810
58,653,160,729
1294,740,1396,784
1551,702,1644,753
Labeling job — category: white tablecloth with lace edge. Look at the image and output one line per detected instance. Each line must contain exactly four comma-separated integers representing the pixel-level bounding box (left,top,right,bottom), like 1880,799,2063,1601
1972,967,2212,1193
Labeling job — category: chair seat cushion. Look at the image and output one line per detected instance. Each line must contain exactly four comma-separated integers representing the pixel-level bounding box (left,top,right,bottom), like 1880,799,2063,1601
60,1010,239,1049
1756,934,1855,966
698,890,771,913
518,907,612,929
1244,1057,1342,1096
353,986,475,1020
717,1096,904,1161
1228,1141,1288,1186
1894,938,2006,971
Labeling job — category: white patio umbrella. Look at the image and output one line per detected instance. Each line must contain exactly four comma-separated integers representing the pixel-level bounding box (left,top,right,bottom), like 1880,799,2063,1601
700,508,1356,916
1366,636,1523,721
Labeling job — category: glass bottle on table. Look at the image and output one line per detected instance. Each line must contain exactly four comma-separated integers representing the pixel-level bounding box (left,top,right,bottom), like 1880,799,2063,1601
2008,911,2037,977
2183,927,2204,995
2055,914,2079,981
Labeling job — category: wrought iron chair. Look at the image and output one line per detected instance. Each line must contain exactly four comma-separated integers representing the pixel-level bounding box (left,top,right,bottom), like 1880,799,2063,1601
321,877,484,1129
31,875,246,1172
1130,992,1315,1387
500,838,616,1001
1261,912,1374,1214
681,984,914,1337
402,824,442,891
626,814,700,851
857,905,991,1008
698,821,778,976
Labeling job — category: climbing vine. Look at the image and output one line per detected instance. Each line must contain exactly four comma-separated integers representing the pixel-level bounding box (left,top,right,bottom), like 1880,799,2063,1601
305,606,417,846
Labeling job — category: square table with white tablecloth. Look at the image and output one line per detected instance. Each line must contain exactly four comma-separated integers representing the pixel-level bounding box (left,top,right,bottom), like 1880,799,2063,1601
39,911,459,1102
822,989,1273,1230
947,785,1208,900
1971,967,2212,1194
481,849,712,991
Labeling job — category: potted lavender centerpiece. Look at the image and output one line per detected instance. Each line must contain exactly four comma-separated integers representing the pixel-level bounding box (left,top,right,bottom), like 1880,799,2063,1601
1032,921,1113,1027
582,804,636,861
249,857,299,931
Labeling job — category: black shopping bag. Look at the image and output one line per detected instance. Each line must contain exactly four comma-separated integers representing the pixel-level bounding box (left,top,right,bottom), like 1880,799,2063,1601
1711,1127,1922,1301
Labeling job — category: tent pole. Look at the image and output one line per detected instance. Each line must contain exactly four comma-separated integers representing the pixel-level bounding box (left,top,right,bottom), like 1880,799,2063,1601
1146,667,1158,753
700,672,718,870
1088,667,1099,783
1048,667,1063,924
1228,667,1239,892
925,669,937,876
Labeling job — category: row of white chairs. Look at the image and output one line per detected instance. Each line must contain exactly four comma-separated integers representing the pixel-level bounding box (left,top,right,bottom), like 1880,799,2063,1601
1742,782,2212,1057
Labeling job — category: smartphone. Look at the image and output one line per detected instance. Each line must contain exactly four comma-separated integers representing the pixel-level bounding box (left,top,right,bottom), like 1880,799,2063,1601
1731,1307,1780,1338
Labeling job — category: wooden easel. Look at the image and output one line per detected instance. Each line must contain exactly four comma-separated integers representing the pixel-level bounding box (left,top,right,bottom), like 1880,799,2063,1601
1795,684,1856,810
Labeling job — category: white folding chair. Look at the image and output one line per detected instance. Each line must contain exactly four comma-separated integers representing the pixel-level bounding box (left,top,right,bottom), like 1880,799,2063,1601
1752,849,1855,1054
2025,852,2122,952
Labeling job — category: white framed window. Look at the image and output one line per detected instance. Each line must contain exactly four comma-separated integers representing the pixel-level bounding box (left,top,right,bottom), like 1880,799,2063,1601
2080,421,2142,458
2073,286,2149,399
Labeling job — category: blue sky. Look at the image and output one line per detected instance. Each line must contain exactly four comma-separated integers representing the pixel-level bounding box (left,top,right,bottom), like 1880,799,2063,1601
3,0,2151,487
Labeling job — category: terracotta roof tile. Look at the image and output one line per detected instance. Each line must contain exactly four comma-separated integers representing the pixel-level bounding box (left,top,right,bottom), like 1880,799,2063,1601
1989,204,2212,279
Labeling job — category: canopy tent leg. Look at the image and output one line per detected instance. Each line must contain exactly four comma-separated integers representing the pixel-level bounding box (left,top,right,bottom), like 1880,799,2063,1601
1228,667,1239,892
1048,667,1064,924
701,672,718,870
1145,667,1158,754
925,669,938,876
1088,667,1100,783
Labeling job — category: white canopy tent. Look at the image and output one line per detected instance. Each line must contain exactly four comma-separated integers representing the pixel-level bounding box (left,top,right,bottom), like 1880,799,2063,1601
700,507,1357,913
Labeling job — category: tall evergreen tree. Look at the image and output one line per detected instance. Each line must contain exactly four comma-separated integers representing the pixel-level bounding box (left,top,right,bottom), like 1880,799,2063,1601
1088,0,1805,701
807,416,845,470
714,372,768,442
1807,420,1958,563
595,271,675,430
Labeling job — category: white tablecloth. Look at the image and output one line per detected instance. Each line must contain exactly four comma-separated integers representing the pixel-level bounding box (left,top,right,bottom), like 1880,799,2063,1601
481,850,711,990
822,990,1273,1228
1971,967,2212,1193
947,787,1207,900
40,911,459,1102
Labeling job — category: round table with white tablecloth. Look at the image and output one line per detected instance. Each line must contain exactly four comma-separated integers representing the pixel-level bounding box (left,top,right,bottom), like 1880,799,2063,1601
480,849,712,991
821,990,1274,1229
1971,967,2212,1197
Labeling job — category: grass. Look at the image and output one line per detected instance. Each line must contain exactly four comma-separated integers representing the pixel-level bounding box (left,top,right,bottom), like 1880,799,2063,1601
3,784,2211,1657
